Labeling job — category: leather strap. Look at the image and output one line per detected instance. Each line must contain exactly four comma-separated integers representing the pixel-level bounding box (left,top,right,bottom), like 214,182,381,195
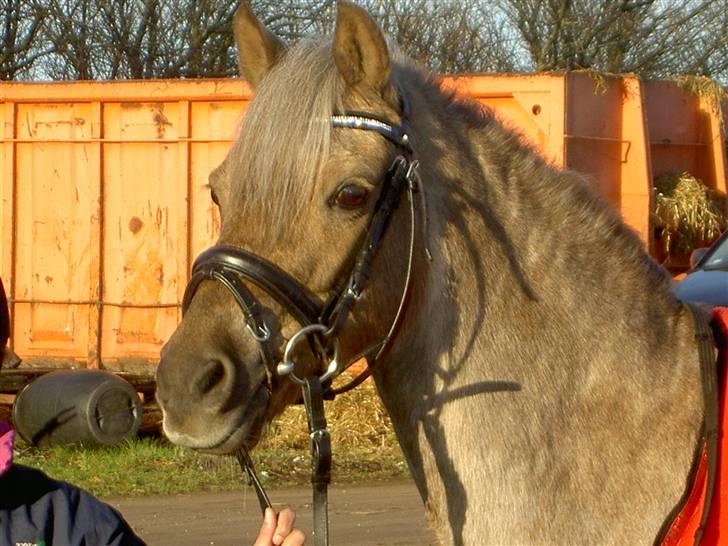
303,377,331,546
186,246,323,328
321,157,409,338
329,162,420,396
235,379,332,546
235,448,273,515
686,303,719,545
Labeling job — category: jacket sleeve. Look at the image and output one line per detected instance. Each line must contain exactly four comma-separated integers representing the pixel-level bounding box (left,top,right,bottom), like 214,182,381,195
0,464,147,546
69,484,148,546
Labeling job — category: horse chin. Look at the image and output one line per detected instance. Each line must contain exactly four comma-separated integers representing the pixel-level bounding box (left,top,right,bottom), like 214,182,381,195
204,404,268,455
203,382,272,454
199,417,266,455
162,381,271,455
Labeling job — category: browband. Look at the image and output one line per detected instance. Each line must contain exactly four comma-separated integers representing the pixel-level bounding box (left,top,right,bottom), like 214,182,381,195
330,90,413,151
330,114,411,150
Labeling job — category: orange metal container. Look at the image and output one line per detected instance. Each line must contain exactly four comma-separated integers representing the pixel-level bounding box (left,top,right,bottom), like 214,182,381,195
446,73,727,249
1,74,726,370
1,80,252,370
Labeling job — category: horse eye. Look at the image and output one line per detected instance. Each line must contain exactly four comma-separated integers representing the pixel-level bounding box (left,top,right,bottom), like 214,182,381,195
331,184,369,210
210,188,220,206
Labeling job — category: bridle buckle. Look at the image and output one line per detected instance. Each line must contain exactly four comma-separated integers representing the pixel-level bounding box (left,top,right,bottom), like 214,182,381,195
247,322,271,342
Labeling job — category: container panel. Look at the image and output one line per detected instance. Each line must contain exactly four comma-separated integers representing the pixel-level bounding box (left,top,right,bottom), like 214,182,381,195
190,142,225,254
13,303,89,364
189,100,248,257
100,102,188,365
445,76,557,160
477,96,549,153
645,82,714,184
190,100,246,140
0,101,11,291
16,102,92,140
565,75,625,205
617,78,653,246
564,75,653,244
14,142,96,304
12,102,99,360
445,74,567,165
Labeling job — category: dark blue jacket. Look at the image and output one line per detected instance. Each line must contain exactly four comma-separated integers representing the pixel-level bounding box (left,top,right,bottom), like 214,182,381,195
0,464,146,546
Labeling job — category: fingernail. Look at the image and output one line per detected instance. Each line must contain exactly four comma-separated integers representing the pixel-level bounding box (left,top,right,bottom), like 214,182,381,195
273,534,283,545
265,508,275,525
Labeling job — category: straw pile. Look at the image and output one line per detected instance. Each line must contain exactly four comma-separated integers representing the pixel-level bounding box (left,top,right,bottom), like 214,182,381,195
260,375,397,452
653,171,726,257
672,75,728,124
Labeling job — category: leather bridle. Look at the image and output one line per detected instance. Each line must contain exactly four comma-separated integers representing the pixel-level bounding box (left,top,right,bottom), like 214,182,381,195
181,93,422,546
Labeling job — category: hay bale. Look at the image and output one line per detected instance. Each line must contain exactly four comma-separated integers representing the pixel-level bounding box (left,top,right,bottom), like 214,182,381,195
653,171,726,257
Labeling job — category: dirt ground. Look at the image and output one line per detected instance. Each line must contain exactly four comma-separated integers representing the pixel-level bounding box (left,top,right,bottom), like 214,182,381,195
107,480,437,546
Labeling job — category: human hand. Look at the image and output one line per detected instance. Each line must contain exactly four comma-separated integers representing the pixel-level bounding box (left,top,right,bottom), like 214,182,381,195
253,507,306,546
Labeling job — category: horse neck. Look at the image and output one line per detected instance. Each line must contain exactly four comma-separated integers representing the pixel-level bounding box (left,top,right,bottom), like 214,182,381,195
370,77,704,543
384,77,685,376
402,76,687,362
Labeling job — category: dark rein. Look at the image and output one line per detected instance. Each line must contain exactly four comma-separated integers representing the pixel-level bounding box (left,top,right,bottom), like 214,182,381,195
182,96,421,546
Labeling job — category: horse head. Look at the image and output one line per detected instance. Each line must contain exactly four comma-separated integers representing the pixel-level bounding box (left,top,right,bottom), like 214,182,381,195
156,2,418,453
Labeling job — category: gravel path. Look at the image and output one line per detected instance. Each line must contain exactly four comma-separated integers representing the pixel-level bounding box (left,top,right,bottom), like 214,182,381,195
107,480,437,546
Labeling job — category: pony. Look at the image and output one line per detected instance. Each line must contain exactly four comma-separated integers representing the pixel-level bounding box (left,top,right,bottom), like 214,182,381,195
156,2,714,544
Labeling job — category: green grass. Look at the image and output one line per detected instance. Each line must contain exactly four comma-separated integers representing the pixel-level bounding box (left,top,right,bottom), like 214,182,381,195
13,379,409,498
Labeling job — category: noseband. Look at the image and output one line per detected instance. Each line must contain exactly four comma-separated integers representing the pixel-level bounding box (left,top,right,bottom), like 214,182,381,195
181,94,421,546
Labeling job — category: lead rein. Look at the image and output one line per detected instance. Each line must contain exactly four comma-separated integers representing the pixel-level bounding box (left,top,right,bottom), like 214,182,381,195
236,447,273,516
236,378,332,546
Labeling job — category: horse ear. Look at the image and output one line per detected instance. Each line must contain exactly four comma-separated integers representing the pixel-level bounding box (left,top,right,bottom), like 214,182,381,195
334,1,391,97
233,2,287,88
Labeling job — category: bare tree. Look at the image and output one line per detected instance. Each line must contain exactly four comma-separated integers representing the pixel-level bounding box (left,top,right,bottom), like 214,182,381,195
252,0,334,40
92,0,158,79
41,0,173,80
40,0,103,79
364,0,519,73
153,0,239,78
0,0,51,80
25,0,519,79
5,0,727,83
631,0,728,79
34,0,332,80
496,0,728,81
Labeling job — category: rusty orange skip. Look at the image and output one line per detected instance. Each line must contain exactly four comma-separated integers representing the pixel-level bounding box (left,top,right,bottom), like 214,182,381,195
1,74,726,370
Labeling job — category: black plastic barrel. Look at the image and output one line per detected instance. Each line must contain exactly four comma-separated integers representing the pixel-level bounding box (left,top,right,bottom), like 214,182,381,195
13,369,142,447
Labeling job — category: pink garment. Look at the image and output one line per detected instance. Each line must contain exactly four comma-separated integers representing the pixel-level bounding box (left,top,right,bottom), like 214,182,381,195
0,421,14,475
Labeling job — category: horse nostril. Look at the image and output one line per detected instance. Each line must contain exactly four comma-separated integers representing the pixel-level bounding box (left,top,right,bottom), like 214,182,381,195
194,360,227,396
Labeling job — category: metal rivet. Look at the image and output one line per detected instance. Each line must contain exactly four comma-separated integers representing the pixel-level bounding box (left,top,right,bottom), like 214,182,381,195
277,361,294,377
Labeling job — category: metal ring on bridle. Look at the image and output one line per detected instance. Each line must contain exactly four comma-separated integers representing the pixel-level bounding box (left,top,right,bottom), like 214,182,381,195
247,322,271,342
277,324,340,385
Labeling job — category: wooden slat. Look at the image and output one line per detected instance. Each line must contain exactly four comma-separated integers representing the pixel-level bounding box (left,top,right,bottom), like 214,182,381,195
0,368,156,395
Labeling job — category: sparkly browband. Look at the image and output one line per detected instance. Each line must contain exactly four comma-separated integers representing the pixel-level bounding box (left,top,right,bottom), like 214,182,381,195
330,114,410,150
